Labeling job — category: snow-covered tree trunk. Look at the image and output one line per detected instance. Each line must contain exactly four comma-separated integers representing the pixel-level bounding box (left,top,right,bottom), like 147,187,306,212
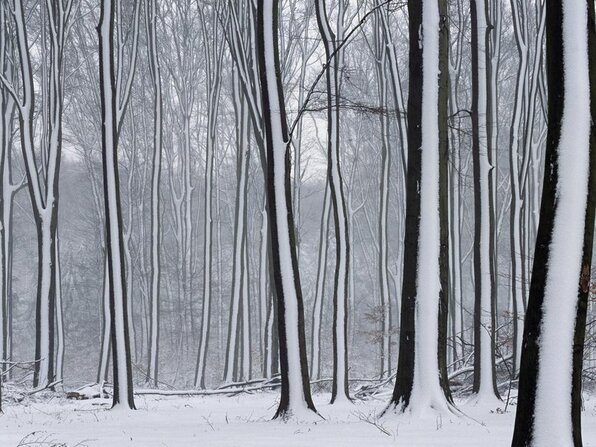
310,184,330,381
240,229,251,381
447,0,467,365
0,4,16,379
0,0,75,390
471,0,500,403
224,69,251,384
0,2,15,382
54,235,64,386
145,0,163,388
98,0,136,409
377,1,408,375
512,1,596,445
97,253,111,384
195,5,224,389
508,0,529,373
388,0,452,414
256,0,317,419
373,10,392,380
258,196,275,378
314,0,350,404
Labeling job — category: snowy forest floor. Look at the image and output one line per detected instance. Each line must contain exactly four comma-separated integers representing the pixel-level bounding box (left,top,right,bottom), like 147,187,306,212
2,391,596,446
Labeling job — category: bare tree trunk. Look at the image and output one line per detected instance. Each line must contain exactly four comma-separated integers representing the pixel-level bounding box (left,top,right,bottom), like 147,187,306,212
145,0,163,389
310,184,330,381
195,5,224,388
315,0,351,404
224,69,251,384
257,0,317,419
512,1,596,443
388,0,452,413
98,0,136,409
471,0,500,402
54,233,64,386
373,9,391,380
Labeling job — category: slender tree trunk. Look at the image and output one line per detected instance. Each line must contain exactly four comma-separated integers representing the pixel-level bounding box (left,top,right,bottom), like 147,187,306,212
373,12,392,380
54,234,64,386
508,0,534,375
224,71,251,384
98,0,136,409
310,184,330,381
257,0,317,419
471,0,500,402
0,6,15,380
195,6,224,388
3,0,71,390
145,0,163,388
315,0,350,403
97,253,111,384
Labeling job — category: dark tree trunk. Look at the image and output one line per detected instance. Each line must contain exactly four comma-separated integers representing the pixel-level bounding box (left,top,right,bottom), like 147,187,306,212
314,0,350,404
437,0,452,403
512,0,596,444
390,0,424,409
256,0,316,419
98,0,136,410
470,0,499,400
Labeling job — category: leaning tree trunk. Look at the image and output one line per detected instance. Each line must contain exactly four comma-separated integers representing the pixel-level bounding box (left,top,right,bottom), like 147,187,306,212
256,0,317,420
512,1,596,445
98,0,136,410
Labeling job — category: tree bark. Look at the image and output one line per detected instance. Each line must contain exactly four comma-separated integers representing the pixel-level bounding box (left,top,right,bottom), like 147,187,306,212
256,0,317,419
512,0,596,444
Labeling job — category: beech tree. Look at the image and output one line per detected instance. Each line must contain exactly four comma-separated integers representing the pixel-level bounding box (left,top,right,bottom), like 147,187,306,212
256,0,317,419
470,0,500,403
145,0,163,388
0,0,74,390
0,1,17,385
387,0,452,413
314,0,351,404
196,3,225,388
512,0,596,444
98,0,136,409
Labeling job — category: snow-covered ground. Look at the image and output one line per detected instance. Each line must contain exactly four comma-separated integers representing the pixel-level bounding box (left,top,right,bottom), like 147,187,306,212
2,392,596,446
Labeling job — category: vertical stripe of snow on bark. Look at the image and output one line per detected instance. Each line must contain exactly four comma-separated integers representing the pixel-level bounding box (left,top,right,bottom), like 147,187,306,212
533,2,591,445
409,0,449,415
262,0,309,416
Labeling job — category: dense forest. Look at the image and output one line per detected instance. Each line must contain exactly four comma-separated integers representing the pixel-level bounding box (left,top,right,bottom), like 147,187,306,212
1,0,596,446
